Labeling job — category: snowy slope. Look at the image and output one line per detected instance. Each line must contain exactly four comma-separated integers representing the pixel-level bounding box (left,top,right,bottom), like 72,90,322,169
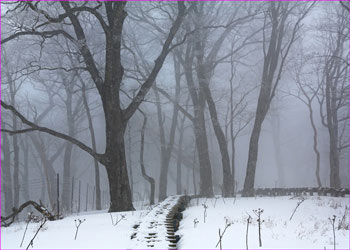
1,209,145,249
2,196,349,249
177,196,349,249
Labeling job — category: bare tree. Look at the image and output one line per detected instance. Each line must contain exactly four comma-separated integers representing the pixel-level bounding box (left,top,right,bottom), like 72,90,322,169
317,6,349,188
1,1,187,211
243,2,315,196
290,54,322,187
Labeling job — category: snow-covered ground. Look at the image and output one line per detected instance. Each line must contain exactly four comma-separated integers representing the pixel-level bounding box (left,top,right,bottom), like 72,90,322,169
178,196,349,249
1,209,145,249
2,195,349,249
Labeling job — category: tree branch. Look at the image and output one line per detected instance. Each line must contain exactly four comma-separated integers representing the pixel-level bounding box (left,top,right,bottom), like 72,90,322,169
1,101,104,164
123,2,186,122
1,30,75,45
153,86,194,121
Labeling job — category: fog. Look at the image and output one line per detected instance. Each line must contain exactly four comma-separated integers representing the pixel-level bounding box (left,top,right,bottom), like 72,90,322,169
1,1,348,216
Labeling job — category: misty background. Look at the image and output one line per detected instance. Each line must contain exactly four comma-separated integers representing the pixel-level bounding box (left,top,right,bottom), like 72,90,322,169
1,1,348,216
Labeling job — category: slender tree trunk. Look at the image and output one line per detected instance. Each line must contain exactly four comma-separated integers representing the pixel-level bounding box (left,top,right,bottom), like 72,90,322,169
326,81,340,188
243,104,267,196
127,125,134,201
10,92,20,208
270,114,285,187
181,46,213,197
307,104,322,187
192,146,197,196
1,122,13,215
20,138,30,203
154,73,180,201
176,113,186,195
197,72,233,197
243,2,298,196
139,112,155,205
154,86,169,201
231,137,236,194
61,95,74,212
30,135,57,210
81,82,102,210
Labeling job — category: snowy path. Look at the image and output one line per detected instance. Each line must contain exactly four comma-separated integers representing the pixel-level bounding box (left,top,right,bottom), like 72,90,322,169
129,195,183,249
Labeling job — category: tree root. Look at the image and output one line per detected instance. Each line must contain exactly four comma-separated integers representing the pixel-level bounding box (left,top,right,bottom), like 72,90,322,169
1,200,58,227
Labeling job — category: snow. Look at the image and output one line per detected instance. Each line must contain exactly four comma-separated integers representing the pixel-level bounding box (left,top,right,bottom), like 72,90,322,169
1,195,349,249
130,195,180,249
177,196,349,249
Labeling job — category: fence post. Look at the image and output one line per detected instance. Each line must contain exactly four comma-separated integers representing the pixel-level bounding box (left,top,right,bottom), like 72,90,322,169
57,173,60,216
71,176,75,213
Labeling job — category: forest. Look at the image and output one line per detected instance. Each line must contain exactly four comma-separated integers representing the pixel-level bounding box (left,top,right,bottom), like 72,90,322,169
1,0,348,221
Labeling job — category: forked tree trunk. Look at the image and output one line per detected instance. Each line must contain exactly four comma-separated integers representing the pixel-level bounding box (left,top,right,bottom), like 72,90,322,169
196,59,234,197
139,112,155,205
181,42,213,197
